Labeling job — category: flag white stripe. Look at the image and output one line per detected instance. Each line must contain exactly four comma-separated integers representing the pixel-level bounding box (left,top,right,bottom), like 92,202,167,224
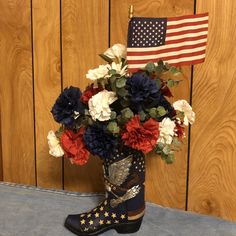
127,38,207,52
127,46,206,60
166,31,208,41
167,24,208,33
128,54,206,68
167,16,208,26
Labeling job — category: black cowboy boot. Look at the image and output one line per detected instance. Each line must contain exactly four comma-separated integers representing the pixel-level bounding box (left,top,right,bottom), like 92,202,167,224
64,147,145,235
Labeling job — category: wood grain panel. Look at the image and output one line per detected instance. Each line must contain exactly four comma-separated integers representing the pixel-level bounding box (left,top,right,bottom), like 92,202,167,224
0,0,35,184
0,106,3,181
110,0,194,209
189,0,236,222
62,0,109,192
32,0,62,188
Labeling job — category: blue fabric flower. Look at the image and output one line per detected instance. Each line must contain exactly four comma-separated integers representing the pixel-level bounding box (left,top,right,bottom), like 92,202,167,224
84,125,118,160
126,72,161,112
51,86,85,127
158,95,175,120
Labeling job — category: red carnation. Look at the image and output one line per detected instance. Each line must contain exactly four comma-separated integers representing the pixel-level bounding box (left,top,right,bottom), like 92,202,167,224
122,115,160,154
61,128,90,165
175,122,185,140
80,83,103,104
161,85,173,97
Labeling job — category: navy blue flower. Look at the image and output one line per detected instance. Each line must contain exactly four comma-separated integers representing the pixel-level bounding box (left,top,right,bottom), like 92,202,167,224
126,72,161,112
51,86,85,127
158,95,176,120
84,125,118,160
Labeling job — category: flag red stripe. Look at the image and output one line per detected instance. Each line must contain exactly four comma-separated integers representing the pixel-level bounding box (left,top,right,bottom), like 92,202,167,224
170,58,205,66
166,27,208,37
167,12,208,21
127,50,206,65
127,42,207,56
167,20,208,29
166,34,207,45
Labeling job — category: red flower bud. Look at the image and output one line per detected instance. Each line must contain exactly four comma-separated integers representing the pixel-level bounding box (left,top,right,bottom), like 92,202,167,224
80,84,103,104
61,128,90,165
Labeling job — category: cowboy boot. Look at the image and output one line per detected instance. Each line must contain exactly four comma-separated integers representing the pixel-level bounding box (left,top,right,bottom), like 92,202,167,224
64,146,145,235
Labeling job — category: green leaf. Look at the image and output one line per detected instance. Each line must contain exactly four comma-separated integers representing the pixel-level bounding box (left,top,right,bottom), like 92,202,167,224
120,99,129,108
55,126,64,137
149,108,158,118
117,87,128,97
121,108,134,119
155,65,163,74
139,111,146,121
162,145,171,155
116,77,126,88
165,153,175,164
169,66,182,76
99,53,113,63
167,79,181,88
107,121,120,134
157,142,165,149
110,111,117,120
169,66,179,74
177,111,185,119
156,106,167,116
145,62,156,73
167,79,175,87
154,144,163,154
121,58,127,67
109,75,117,92
172,137,181,146
108,69,117,75
156,60,164,73
158,60,164,66
109,75,116,83
155,78,161,89
117,115,122,123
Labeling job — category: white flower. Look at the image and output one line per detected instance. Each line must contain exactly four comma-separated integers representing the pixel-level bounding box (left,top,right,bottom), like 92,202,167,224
173,100,195,126
104,43,126,60
109,62,128,77
47,130,64,157
88,90,117,121
86,64,110,81
157,118,176,144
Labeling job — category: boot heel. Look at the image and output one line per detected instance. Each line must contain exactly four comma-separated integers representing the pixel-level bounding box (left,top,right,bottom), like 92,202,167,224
115,218,143,234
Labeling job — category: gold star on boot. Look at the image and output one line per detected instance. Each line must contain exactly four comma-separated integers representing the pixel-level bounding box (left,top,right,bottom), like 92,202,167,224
80,219,85,225
99,220,104,225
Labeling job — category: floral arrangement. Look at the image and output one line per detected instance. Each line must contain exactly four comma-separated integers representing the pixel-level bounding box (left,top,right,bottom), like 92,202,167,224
47,44,195,165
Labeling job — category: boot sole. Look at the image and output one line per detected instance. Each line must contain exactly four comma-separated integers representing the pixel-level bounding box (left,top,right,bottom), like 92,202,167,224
64,217,143,236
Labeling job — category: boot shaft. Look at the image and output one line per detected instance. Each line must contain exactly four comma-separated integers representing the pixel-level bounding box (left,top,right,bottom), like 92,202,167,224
103,147,145,220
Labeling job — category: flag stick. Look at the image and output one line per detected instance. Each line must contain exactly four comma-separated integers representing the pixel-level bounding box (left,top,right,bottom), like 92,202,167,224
129,5,134,19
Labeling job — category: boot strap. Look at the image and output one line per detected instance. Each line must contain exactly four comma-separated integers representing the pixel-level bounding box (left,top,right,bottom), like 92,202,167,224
110,185,141,208
105,178,141,208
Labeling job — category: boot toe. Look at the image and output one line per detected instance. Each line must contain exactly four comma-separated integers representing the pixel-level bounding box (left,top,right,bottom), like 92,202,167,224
64,214,83,234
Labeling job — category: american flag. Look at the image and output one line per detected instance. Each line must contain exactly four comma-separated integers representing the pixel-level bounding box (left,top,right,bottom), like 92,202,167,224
127,13,209,73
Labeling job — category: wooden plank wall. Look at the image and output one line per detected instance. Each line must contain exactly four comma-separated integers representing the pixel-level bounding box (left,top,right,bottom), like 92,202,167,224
0,0,35,185
32,0,62,189
0,0,236,222
188,0,236,221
